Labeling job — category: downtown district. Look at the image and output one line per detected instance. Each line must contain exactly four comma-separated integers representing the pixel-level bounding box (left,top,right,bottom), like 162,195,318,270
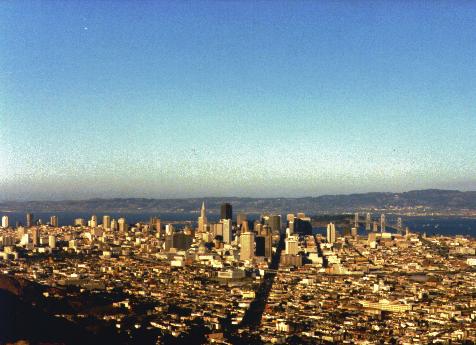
0,203,475,344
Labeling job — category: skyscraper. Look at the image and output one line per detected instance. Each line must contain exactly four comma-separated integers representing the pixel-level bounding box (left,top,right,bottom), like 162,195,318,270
1,215,9,228
103,215,111,229
267,215,281,234
354,212,359,228
220,203,232,220
90,215,98,228
111,218,118,231
380,214,386,233
240,231,255,261
365,213,371,231
32,228,40,246
26,213,33,227
49,235,56,248
198,202,207,233
285,236,299,255
327,222,336,244
222,218,232,244
397,217,403,231
118,217,128,233
50,215,58,227
236,213,247,227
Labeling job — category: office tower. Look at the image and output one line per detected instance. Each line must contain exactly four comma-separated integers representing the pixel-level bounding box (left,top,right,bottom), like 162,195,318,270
166,224,174,236
50,215,58,227
32,228,40,246
118,217,128,233
294,218,312,235
255,223,263,234
397,217,403,231
1,215,9,228
103,215,111,229
287,214,295,222
26,213,33,227
49,235,56,248
285,236,299,255
90,215,98,228
354,212,359,228
165,232,192,251
366,213,371,231
373,221,378,232
236,213,247,227
110,218,118,231
74,218,86,226
255,236,266,256
380,214,386,233
351,227,358,237
267,215,281,234
198,202,207,233
220,203,232,220
223,219,232,244
240,231,255,260
326,222,336,244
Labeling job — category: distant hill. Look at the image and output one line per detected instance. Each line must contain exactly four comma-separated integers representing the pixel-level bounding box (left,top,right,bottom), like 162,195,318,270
1,189,475,214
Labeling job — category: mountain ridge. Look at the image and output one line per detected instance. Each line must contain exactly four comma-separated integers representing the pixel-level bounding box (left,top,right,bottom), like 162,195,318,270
1,189,475,214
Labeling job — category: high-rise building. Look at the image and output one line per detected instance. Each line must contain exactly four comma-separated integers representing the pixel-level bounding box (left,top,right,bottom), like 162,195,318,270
220,203,232,220
236,213,247,227
110,218,118,231
90,215,97,228
32,228,40,246
198,202,207,233
240,231,255,261
50,215,58,227
118,217,128,233
1,215,9,228
74,218,86,226
327,222,336,244
267,215,281,234
103,215,111,229
285,236,299,255
26,213,33,227
380,214,386,233
255,236,266,256
222,219,232,244
365,213,371,231
354,212,359,228
49,235,56,248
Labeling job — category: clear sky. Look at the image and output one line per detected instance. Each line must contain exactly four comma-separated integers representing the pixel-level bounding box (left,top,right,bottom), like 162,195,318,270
0,1,475,200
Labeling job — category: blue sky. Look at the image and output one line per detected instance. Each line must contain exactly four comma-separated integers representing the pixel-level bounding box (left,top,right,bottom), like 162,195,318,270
0,1,475,200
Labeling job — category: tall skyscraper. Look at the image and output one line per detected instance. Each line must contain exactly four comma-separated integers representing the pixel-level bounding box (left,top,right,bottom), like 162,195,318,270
26,213,33,227
365,213,371,231
90,215,98,228
1,215,9,228
240,231,255,261
354,212,359,228
327,222,336,244
220,203,232,220
267,215,281,234
49,235,56,248
236,213,247,227
380,214,386,233
50,215,58,227
32,228,40,246
198,202,207,233
285,236,299,255
222,218,232,244
103,215,111,229
118,217,128,233
110,218,118,231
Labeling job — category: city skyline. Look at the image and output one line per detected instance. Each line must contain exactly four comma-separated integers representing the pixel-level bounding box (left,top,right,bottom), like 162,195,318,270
1,1,476,200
